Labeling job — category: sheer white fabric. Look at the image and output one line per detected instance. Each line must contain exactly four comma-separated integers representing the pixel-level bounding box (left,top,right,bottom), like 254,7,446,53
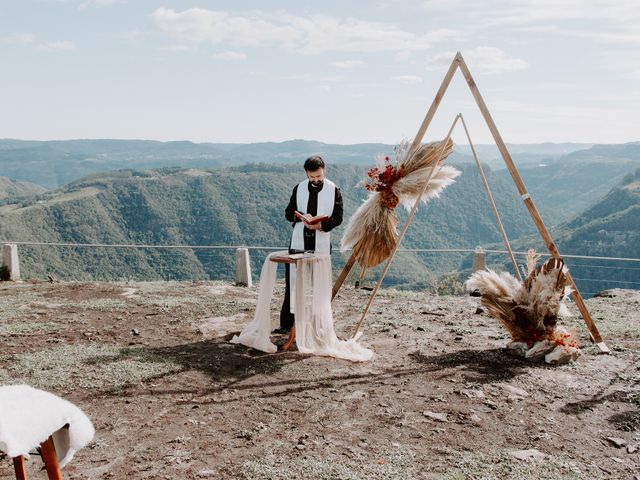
231,251,373,362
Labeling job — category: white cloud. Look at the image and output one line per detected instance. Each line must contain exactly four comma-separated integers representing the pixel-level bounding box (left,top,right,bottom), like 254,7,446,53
150,8,459,54
427,47,529,75
36,41,77,52
330,60,364,68
421,0,640,43
168,44,192,52
213,51,247,61
2,33,36,45
391,75,423,84
79,0,125,10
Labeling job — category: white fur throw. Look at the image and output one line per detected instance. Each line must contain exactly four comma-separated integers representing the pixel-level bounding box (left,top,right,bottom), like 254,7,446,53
0,384,95,468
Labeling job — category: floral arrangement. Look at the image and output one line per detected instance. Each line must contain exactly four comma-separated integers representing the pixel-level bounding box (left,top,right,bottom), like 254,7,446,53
341,139,460,268
364,155,406,209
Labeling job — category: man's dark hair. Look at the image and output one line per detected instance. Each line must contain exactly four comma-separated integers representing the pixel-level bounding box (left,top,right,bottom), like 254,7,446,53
304,155,325,171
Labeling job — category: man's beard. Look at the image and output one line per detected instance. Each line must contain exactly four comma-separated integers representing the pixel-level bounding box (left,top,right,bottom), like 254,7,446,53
310,180,323,187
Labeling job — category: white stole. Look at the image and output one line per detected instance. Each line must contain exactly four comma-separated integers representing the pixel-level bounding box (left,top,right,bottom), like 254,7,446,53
289,179,335,312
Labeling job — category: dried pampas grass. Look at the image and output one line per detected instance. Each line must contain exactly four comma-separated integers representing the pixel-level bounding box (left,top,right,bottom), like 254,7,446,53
341,139,459,268
465,252,575,346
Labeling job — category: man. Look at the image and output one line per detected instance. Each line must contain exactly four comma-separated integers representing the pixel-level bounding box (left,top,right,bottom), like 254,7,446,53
274,155,343,334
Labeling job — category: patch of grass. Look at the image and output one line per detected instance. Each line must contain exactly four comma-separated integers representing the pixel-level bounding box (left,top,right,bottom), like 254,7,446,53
243,447,417,480
0,321,59,336
442,451,604,480
8,344,183,390
70,298,131,311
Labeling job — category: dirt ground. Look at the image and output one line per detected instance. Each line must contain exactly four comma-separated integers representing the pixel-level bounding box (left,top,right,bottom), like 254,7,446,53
0,279,639,479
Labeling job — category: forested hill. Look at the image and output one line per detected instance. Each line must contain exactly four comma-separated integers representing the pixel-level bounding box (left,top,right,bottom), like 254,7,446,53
490,169,640,297
0,176,46,200
0,163,533,286
553,169,640,295
496,142,640,226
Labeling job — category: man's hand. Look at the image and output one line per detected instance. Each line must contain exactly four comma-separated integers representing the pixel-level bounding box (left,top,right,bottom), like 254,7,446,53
306,222,322,230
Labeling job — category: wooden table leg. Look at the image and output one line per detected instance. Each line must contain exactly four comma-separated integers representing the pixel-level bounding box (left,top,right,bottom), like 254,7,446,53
13,456,27,480
40,436,63,480
281,325,296,351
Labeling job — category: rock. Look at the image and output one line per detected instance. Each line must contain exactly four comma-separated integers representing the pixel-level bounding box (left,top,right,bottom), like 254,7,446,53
509,449,548,461
131,328,140,336
545,345,581,365
197,471,217,478
469,414,482,424
627,445,637,454
606,437,626,448
296,444,305,450
525,340,556,361
460,389,485,399
475,307,484,314
497,384,529,398
423,411,449,422
506,342,528,357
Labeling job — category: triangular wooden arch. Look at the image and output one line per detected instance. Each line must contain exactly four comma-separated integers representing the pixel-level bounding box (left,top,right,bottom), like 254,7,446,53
333,52,609,353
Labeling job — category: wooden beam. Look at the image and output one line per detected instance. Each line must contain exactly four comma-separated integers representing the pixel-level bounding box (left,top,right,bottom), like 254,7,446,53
352,116,461,338
455,53,607,351
331,252,357,300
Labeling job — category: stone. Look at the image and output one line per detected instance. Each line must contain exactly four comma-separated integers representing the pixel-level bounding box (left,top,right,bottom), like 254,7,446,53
525,340,556,361
627,445,637,454
506,341,528,357
497,384,529,398
509,449,548,461
606,437,626,448
545,345,581,365
469,414,482,424
460,389,485,399
423,411,449,422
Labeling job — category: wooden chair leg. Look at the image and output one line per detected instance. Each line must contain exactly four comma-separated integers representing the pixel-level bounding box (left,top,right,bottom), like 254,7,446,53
282,325,296,351
40,436,63,480
12,455,27,480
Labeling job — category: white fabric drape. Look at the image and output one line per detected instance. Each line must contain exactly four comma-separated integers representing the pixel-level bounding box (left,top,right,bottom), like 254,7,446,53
231,251,373,362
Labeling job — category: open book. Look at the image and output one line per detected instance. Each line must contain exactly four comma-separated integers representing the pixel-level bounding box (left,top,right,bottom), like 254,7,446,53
295,211,329,225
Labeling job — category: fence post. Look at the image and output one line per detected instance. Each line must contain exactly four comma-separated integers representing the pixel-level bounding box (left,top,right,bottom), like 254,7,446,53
235,247,252,287
2,244,21,281
472,247,486,272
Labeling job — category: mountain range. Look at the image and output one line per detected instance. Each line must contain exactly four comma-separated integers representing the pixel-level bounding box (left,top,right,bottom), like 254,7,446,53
0,138,638,295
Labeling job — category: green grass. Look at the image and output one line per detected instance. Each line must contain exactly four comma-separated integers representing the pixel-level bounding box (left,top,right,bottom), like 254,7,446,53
0,321,59,336
243,446,417,480
5,344,183,390
442,451,605,480
71,298,131,311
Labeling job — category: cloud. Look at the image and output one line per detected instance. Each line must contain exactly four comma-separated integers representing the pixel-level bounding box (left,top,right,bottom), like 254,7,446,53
150,8,460,54
2,33,36,45
36,41,77,52
391,75,423,84
427,47,529,75
213,51,247,61
168,44,192,52
79,0,125,10
421,0,640,43
329,60,364,68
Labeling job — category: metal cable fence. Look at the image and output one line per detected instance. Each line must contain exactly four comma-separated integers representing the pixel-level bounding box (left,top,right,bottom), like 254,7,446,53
2,241,638,297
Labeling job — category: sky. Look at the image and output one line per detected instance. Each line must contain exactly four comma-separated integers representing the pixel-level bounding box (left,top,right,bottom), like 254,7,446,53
1,0,639,145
